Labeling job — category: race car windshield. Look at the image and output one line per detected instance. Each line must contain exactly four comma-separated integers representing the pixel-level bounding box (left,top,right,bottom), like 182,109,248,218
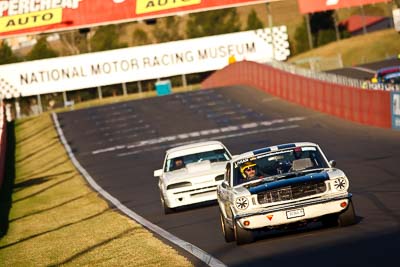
233,146,329,186
166,148,231,172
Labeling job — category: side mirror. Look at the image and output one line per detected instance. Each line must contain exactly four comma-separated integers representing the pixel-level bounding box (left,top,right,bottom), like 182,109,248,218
329,160,336,167
221,181,228,189
215,174,224,181
154,169,163,177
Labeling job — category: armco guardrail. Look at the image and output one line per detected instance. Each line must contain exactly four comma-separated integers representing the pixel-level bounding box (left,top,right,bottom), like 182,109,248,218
0,102,6,189
201,61,391,128
270,61,365,88
270,61,400,91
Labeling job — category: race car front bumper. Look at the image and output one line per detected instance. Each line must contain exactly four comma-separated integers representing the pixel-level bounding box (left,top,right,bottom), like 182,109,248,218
163,183,219,208
234,194,352,229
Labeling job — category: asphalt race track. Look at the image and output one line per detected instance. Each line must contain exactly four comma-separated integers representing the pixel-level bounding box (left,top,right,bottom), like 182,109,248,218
57,86,400,266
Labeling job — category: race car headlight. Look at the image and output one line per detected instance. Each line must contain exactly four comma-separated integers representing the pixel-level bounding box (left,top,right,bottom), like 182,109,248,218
235,197,249,210
333,177,348,191
167,182,192,190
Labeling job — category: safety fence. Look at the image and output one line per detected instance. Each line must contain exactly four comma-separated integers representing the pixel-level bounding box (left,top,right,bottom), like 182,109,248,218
0,102,6,189
270,61,400,91
201,60,391,129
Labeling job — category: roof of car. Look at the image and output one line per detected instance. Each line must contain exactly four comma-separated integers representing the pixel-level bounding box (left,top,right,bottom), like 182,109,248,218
376,66,400,76
166,140,227,158
235,142,319,161
384,72,400,79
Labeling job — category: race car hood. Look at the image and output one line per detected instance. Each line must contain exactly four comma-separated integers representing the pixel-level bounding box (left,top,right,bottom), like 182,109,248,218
163,160,226,185
237,168,344,196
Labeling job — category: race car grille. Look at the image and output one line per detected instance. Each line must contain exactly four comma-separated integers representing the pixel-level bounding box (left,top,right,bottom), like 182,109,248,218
173,185,217,195
257,181,327,204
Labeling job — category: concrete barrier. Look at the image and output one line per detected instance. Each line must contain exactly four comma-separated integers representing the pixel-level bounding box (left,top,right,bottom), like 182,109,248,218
202,61,391,128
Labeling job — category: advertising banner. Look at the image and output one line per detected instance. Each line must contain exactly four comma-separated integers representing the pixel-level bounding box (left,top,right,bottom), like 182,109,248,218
297,0,390,14
0,26,290,98
392,92,400,130
0,0,278,38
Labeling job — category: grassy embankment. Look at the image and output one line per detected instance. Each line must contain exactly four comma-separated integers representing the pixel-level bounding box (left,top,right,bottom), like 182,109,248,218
288,29,400,69
0,112,192,265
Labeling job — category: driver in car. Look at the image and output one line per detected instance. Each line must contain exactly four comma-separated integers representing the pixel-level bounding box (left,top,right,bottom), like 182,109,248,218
173,158,185,170
240,161,259,181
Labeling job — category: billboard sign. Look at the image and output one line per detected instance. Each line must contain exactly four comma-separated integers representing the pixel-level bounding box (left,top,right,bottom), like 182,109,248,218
297,0,390,14
0,26,290,99
0,0,279,38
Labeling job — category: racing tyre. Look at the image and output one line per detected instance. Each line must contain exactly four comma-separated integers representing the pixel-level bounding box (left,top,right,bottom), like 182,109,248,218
338,199,356,226
160,192,174,215
234,219,254,245
220,212,235,242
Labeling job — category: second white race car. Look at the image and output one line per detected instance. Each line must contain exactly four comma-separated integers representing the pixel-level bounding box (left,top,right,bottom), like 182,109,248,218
154,141,232,214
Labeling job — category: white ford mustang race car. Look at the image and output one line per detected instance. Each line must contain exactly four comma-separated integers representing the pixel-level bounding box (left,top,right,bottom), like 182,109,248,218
154,141,232,214
217,142,356,245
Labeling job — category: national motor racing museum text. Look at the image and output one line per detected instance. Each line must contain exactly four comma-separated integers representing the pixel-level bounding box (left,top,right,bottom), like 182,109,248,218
19,42,256,84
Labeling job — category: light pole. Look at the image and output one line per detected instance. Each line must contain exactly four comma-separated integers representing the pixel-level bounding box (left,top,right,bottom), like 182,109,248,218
305,13,313,50
333,11,340,42
360,5,368,35
266,3,275,60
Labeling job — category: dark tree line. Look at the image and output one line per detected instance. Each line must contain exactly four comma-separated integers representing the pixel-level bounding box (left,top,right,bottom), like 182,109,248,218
0,37,60,65
294,11,350,54
1,7,265,65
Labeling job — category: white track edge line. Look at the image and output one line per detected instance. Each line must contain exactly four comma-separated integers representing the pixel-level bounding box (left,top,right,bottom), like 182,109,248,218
51,112,226,267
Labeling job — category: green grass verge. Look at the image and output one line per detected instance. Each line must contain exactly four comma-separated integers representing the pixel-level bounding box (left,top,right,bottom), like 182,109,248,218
0,114,193,266
288,29,400,69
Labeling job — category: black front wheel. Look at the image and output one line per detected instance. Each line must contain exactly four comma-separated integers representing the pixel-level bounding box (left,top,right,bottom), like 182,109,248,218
220,212,235,242
234,219,255,245
338,199,356,226
160,192,174,215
